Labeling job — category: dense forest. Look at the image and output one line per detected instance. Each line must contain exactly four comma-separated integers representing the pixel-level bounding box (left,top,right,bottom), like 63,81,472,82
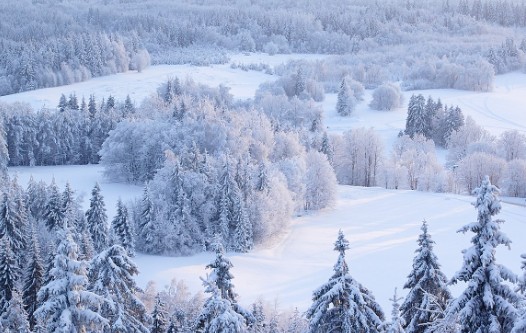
2,0,526,95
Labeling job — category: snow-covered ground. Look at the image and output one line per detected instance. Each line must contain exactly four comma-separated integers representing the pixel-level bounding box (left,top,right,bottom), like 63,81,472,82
5,53,526,312
0,53,331,110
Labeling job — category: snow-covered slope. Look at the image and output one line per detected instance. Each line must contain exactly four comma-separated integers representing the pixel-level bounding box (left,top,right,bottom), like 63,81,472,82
9,165,526,312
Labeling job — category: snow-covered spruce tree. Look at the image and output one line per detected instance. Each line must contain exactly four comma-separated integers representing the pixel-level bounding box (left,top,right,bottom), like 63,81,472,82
194,239,253,332
136,185,159,254
0,289,31,333
213,158,250,251
150,293,169,333
44,179,65,233
111,199,135,256
287,307,308,333
86,182,109,253
512,254,526,333
194,278,248,333
34,225,108,332
336,77,355,117
22,225,44,330
400,220,451,333
62,182,81,231
89,244,150,333
405,94,427,139
383,288,405,333
447,176,520,333
0,190,26,260
250,300,265,333
305,230,384,333
0,238,19,315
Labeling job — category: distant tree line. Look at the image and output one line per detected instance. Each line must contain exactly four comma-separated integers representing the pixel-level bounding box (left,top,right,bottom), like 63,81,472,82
4,0,526,95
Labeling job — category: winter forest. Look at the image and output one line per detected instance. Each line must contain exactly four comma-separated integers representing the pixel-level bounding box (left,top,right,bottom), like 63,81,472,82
1,0,526,332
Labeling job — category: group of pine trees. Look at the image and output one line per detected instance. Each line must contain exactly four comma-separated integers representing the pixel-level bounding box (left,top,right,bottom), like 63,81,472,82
0,93,134,167
404,94,465,148
0,176,150,332
1,165,525,332
306,176,526,333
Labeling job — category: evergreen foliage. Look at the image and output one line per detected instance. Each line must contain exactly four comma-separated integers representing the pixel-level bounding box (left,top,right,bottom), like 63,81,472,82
0,238,18,315
336,77,355,117
86,183,109,253
306,230,384,332
383,288,405,333
43,180,64,232
446,176,520,333
151,293,169,333
89,245,150,333
22,226,44,330
194,239,253,332
0,189,26,266
400,220,451,333
111,199,135,256
34,227,108,332
0,289,31,333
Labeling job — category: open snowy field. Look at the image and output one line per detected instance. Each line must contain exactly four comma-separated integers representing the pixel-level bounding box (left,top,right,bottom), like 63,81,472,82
5,53,526,312
0,53,331,110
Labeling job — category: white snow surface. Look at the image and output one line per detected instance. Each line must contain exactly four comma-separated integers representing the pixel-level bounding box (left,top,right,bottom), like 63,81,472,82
6,53,526,312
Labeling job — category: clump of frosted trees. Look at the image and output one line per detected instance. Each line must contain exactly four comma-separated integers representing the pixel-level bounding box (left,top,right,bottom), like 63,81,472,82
2,175,526,332
97,77,337,255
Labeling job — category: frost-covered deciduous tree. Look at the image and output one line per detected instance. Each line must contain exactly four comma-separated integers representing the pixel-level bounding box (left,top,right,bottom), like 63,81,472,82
386,134,444,191
446,116,492,166
334,127,384,187
446,176,520,333
89,245,150,333
35,227,108,332
369,82,403,111
304,150,337,210
400,221,451,333
503,159,526,197
455,152,506,194
306,230,384,332
498,130,526,161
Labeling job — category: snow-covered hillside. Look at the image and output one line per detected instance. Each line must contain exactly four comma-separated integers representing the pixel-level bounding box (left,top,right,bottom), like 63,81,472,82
6,53,526,313
9,165,526,313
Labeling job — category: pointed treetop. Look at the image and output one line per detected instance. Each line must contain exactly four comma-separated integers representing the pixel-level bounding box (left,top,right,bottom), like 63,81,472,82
334,229,349,256
473,175,501,217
